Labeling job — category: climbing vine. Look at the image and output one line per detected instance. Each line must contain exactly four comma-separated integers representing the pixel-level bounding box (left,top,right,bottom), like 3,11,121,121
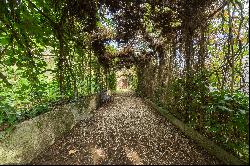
0,0,248,162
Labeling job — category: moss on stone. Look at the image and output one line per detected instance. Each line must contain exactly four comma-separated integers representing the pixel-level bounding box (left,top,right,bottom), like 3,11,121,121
0,94,99,164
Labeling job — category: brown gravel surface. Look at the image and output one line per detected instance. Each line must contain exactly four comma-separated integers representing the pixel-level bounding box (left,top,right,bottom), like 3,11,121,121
31,93,222,165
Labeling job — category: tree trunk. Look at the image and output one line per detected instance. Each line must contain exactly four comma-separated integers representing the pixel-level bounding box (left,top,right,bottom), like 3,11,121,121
57,30,65,96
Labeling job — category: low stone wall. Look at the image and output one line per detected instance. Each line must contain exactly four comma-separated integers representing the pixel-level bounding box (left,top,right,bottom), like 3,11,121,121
0,94,100,164
144,98,247,165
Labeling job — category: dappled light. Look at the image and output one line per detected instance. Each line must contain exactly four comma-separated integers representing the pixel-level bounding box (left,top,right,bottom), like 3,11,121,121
90,147,106,164
123,146,143,165
30,94,221,165
0,0,249,165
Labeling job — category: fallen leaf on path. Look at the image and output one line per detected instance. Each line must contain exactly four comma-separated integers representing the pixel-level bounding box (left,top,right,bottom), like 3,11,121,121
68,149,78,155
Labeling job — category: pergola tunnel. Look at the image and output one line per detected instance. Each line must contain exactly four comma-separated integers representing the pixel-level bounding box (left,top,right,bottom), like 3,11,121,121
0,0,249,165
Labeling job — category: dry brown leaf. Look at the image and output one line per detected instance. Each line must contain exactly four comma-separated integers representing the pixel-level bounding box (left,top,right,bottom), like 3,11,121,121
32,94,221,165
68,149,77,155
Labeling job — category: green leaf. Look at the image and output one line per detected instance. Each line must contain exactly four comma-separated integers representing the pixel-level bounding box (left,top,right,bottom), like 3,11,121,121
0,37,9,45
218,105,234,112
239,109,246,114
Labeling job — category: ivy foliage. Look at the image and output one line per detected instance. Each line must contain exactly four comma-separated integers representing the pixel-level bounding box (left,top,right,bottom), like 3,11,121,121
0,0,249,163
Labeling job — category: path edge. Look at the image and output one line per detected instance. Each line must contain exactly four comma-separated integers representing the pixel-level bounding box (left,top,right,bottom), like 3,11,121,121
0,93,101,164
144,98,247,165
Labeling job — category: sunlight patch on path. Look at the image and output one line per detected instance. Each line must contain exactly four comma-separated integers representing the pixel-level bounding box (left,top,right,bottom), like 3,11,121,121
124,146,143,165
31,93,222,165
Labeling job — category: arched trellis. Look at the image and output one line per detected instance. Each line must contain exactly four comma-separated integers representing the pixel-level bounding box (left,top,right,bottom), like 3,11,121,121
0,0,248,162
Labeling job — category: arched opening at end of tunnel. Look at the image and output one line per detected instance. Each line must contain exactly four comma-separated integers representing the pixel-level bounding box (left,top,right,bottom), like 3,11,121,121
116,67,137,93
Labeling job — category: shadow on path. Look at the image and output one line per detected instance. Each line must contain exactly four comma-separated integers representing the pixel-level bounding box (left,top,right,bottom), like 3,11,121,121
31,93,222,165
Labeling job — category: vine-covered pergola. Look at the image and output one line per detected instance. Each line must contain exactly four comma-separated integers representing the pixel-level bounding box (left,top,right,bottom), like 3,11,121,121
0,0,249,163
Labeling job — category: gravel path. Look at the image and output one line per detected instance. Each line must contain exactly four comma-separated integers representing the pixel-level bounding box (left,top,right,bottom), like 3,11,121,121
31,93,222,165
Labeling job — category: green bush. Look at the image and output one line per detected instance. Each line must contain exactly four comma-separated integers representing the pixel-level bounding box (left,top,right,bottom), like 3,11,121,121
204,89,249,161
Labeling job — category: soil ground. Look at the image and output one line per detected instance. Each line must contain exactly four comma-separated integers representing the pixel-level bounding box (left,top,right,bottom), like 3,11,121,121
31,92,222,165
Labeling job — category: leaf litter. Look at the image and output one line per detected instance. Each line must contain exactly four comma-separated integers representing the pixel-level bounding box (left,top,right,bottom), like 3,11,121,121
31,93,222,165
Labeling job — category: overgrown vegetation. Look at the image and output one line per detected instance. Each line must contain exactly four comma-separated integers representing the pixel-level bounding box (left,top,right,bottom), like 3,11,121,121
132,0,249,162
0,0,114,131
0,0,249,163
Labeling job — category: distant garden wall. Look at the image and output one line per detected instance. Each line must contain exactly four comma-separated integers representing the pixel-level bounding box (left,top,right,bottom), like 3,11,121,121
0,94,100,164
